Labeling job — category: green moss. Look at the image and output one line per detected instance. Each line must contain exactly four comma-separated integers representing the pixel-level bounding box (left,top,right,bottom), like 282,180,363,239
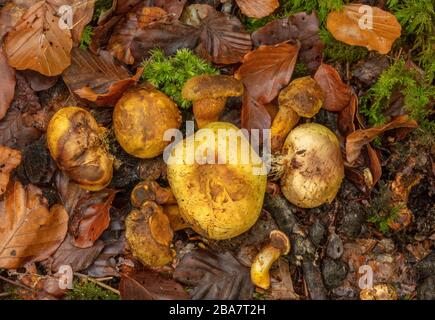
360,60,435,133
387,0,434,81
281,0,345,26
66,279,119,300
79,25,94,50
141,48,219,109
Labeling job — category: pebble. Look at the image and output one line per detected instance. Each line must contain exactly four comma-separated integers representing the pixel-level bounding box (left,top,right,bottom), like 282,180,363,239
321,258,348,289
326,233,344,259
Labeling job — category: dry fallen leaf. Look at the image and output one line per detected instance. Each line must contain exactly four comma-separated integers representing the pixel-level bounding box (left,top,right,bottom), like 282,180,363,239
0,181,68,269
235,43,299,104
0,145,21,195
197,9,252,64
314,63,351,112
241,92,271,132
4,1,73,76
236,0,279,19
0,47,16,120
252,12,323,73
63,49,142,106
346,115,418,163
327,4,401,54
120,269,189,300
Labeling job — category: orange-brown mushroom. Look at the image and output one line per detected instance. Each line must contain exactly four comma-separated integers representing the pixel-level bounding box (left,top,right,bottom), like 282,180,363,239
182,75,244,128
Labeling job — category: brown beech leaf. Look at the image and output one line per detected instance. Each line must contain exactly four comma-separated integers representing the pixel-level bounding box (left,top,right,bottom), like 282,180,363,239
50,235,104,272
62,48,141,106
68,0,95,45
235,42,299,104
314,63,351,112
173,249,254,300
0,47,16,120
69,189,116,248
116,0,186,19
22,70,58,92
338,92,358,136
252,12,323,73
4,1,73,76
0,3,27,40
0,181,68,269
346,115,418,163
327,4,401,54
108,6,169,65
197,10,252,64
0,146,21,195
120,269,189,300
235,0,279,19
241,92,271,132
367,144,381,188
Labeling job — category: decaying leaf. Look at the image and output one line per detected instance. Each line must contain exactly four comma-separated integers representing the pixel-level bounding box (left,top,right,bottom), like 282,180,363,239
69,189,116,248
241,92,271,132
22,70,58,92
173,249,254,300
4,1,73,76
68,0,95,45
197,10,252,64
120,269,189,300
327,4,401,54
235,43,299,104
0,181,68,269
62,49,142,106
108,6,169,65
252,12,323,72
0,47,16,120
50,235,104,272
235,0,279,19
0,146,21,195
314,63,351,112
346,115,418,163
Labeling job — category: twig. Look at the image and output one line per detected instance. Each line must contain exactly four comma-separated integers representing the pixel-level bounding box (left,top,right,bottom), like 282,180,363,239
73,273,120,295
0,292,11,298
0,274,40,295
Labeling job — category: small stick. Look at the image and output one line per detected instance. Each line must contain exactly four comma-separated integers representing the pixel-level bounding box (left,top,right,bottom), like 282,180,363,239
0,274,40,295
73,273,120,295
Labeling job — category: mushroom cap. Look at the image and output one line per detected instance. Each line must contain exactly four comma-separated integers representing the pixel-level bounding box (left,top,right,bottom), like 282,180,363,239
278,76,323,118
113,88,182,159
280,123,344,208
269,230,290,255
182,75,244,100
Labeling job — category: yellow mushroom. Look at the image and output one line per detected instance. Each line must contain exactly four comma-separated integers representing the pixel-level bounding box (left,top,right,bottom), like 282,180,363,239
271,76,324,152
251,230,290,290
182,75,244,128
360,284,398,300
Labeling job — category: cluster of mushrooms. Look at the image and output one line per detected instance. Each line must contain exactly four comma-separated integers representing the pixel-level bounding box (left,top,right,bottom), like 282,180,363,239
46,73,345,291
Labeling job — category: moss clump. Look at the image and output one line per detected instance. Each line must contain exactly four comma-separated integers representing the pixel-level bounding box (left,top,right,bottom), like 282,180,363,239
141,48,219,109
79,25,94,50
367,182,399,234
360,60,435,133
66,279,119,300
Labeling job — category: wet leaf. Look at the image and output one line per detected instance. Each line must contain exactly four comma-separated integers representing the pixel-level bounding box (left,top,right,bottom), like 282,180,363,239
327,4,401,54
22,70,58,92
346,115,418,163
0,146,21,195
235,0,279,19
252,12,322,73
241,92,271,132
120,269,189,300
338,92,358,136
50,235,104,272
62,48,142,106
4,1,73,76
0,181,68,269
69,189,116,248
197,9,252,64
67,0,95,45
0,47,16,120
173,249,254,300
314,63,351,112
235,42,299,104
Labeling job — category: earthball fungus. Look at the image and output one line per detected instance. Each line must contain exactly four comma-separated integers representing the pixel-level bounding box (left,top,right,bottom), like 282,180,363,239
277,123,344,208
182,75,244,128
47,107,113,191
113,88,182,158
271,76,324,152
167,122,267,240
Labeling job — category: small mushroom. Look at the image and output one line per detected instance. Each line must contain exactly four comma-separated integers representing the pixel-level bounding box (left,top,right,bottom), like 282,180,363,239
125,201,174,267
131,181,177,208
250,230,290,290
271,76,324,152
360,284,398,300
182,75,244,128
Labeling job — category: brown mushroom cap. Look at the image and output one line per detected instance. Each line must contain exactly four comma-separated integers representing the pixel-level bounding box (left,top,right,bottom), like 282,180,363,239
278,76,323,118
269,230,290,255
182,75,244,101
